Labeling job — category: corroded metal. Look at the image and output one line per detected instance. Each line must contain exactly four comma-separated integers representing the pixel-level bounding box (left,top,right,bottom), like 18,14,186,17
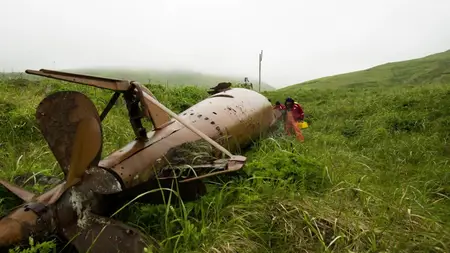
102,87,273,188
0,180,35,202
25,69,132,91
26,69,172,132
0,69,278,253
35,91,103,177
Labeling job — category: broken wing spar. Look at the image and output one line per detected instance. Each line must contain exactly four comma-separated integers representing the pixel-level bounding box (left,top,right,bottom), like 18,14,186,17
0,69,278,252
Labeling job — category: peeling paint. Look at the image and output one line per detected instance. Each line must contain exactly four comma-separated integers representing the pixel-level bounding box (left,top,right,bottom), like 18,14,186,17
69,189,91,229
111,180,122,192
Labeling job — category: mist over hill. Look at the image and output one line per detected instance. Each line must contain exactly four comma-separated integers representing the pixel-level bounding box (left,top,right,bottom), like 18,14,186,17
1,67,275,91
65,67,275,91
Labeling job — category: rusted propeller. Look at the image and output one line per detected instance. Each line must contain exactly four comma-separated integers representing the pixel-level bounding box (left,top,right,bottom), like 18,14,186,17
35,91,104,178
65,116,102,189
0,188,58,249
58,212,149,253
0,91,150,252
48,116,103,204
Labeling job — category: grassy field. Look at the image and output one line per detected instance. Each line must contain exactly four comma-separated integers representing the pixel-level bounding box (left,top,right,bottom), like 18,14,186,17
1,51,450,252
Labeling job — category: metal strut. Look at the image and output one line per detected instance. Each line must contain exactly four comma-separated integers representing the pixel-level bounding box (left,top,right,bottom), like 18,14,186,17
123,88,148,141
100,92,121,122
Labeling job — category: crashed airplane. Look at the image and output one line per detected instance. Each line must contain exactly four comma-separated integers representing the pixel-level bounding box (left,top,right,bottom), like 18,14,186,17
0,69,281,252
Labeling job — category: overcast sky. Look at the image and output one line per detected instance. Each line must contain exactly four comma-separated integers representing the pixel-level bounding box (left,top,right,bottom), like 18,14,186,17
1,0,449,88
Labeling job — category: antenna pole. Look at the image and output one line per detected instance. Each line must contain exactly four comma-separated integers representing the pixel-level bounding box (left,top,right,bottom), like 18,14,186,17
258,50,263,92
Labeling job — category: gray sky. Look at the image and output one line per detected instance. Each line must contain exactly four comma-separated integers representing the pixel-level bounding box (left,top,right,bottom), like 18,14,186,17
1,0,450,88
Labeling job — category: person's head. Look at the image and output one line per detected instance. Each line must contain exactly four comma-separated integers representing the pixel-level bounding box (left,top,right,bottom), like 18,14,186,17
285,97,294,108
275,101,281,106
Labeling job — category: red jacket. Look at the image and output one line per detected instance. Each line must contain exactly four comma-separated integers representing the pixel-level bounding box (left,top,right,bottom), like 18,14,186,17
273,104,286,110
290,103,304,121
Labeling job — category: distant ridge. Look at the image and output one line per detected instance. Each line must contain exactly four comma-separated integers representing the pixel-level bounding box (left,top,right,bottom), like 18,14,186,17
63,67,276,91
281,49,450,90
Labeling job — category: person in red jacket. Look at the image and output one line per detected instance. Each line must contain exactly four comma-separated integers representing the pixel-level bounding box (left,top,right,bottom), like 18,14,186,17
285,98,304,121
273,101,286,110
284,97,305,142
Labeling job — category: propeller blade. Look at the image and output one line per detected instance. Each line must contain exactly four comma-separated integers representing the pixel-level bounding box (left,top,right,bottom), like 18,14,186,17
64,116,102,191
0,183,63,248
60,212,152,253
0,180,35,202
47,116,103,203
35,91,103,177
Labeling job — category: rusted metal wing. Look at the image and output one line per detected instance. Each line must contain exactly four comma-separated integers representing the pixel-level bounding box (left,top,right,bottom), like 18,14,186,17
26,69,173,131
25,69,131,91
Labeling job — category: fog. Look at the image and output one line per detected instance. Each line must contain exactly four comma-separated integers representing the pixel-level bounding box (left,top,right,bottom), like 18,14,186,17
1,0,449,88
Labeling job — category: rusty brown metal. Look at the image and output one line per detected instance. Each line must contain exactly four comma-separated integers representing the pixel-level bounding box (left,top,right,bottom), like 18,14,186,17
50,169,148,253
0,180,35,202
0,184,61,248
133,82,172,130
100,87,273,184
64,116,102,189
27,69,173,131
60,212,149,253
48,115,104,205
25,69,132,91
0,207,41,247
157,155,247,183
0,69,279,253
36,91,103,177
39,183,65,204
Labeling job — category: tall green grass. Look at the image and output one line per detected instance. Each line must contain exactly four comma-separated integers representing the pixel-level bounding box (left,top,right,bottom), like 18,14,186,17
1,76,449,252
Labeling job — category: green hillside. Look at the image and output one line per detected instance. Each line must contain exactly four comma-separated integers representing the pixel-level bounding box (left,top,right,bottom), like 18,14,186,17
1,50,450,252
281,49,450,90
65,68,275,91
